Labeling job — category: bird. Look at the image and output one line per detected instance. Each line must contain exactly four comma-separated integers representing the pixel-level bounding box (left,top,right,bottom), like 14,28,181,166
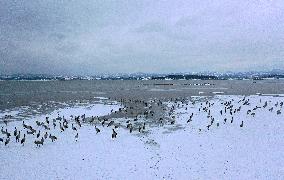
207,125,211,130
59,122,64,132
107,121,114,127
16,131,21,142
34,137,44,147
63,120,68,129
37,130,41,138
127,123,132,129
22,121,31,129
247,110,251,115
240,121,243,128
46,117,50,124
142,123,146,130
72,124,77,131
44,132,48,139
13,127,17,137
26,130,33,135
49,134,57,142
1,127,5,134
5,130,11,138
3,120,8,126
21,134,26,146
36,121,42,126
112,129,117,138
75,133,79,141
95,126,100,134
102,119,106,127
5,138,10,146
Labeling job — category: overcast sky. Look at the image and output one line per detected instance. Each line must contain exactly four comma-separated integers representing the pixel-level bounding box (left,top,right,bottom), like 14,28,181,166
0,0,283,75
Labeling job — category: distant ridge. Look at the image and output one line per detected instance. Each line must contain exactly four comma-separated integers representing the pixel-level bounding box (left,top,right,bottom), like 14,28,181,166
1,70,284,81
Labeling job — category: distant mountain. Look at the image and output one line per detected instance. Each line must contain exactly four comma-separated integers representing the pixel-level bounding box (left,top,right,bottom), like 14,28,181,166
1,70,284,81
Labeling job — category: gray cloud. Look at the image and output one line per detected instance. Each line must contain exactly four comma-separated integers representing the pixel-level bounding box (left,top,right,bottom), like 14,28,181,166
1,0,284,75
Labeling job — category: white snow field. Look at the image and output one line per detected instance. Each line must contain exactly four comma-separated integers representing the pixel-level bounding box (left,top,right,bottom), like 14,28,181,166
0,95,284,180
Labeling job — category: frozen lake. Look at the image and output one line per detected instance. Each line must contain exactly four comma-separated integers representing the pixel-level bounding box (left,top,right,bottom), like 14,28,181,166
0,80,284,179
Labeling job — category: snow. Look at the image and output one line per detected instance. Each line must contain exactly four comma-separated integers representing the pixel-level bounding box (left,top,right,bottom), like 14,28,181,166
0,110,22,119
1,95,284,179
94,96,109,100
212,91,225,94
50,103,118,118
261,94,284,97
159,95,284,179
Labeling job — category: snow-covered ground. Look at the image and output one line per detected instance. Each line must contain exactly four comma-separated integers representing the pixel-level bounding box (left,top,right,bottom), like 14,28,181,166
0,95,283,180
154,95,284,179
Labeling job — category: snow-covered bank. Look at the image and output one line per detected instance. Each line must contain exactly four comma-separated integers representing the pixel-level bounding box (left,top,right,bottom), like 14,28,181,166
152,95,284,179
0,95,284,180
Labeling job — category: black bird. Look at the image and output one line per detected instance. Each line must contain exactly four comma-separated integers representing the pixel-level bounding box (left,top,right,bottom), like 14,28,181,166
1,127,5,134
3,120,8,126
127,123,132,129
44,132,48,139
46,117,49,124
142,123,146,130
102,120,106,127
16,131,21,142
72,124,77,131
36,121,42,126
37,130,41,138
59,122,64,132
5,130,11,138
63,121,68,129
21,134,26,146
107,121,114,127
34,137,44,147
27,130,34,135
95,126,100,134
5,138,10,146
49,134,57,142
14,127,17,137
112,129,117,138
207,125,211,130
22,121,28,129
240,121,243,128
75,133,79,141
